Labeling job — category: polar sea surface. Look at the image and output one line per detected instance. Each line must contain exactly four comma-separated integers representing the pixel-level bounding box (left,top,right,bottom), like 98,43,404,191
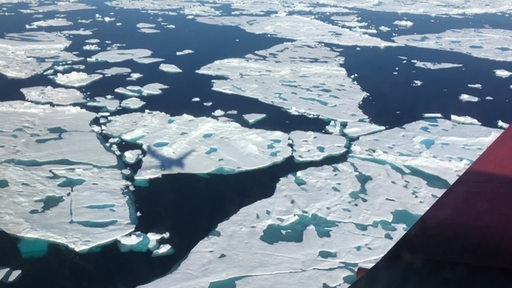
0,0,511,287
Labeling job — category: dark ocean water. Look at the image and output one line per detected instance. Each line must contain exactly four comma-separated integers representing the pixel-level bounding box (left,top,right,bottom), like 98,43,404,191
0,2,511,287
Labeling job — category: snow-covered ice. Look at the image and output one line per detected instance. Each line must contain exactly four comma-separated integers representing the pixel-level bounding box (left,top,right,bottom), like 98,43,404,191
89,49,153,63
459,93,480,102
411,60,463,70
121,97,146,109
21,86,85,105
451,114,482,125
97,67,132,76
242,113,266,125
115,83,169,97
26,18,72,29
103,111,291,178
290,131,347,162
159,63,182,73
494,69,512,78
0,101,134,252
52,71,103,87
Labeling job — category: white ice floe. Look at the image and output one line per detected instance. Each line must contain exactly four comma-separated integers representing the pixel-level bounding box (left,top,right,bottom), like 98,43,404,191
159,63,182,73
127,73,143,81
60,29,93,36
97,67,132,76
115,83,169,97
139,28,160,33
83,44,101,51
196,15,396,47
134,57,165,64
494,69,512,78
497,120,509,129
393,20,413,28
459,93,480,102
123,150,143,164
468,83,482,89
394,29,512,62
0,32,79,79
87,96,120,112
117,231,173,256
211,109,225,117
290,131,347,162
242,113,266,125
21,2,94,13
411,80,423,87
103,111,291,178
0,101,134,252
197,41,374,132
352,118,499,184
21,86,85,105
89,49,153,63
26,18,72,29
411,60,463,70
176,49,194,56
450,114,481,125
121,98,146,109
52,71,103,87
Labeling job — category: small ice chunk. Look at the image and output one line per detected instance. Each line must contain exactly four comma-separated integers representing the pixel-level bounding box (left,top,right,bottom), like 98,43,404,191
176,49,194,56
159,63,182,73
422,113,443,118
411,60,463,70
134,57,165,64
123,150,142,164
243,113,266,125
393,20,413,28
127,73,143,81
191,97,201,102
52,71,103,87
467,83,482,89
459,93,480,102
83,44,101,51
212,109,225,117
494,69,512,78
411,80,423,87
21,86,85,105
87,97,120,112
26,18,72,29
497,120,509,129
152,244,174,257
450,114,481,125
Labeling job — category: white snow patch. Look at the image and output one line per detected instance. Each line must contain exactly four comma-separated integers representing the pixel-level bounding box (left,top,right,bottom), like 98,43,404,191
497,120,509,129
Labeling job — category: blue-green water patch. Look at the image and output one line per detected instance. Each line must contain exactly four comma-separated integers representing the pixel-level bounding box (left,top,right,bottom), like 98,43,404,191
209,276,245,288
74,220,118,228
318,250,337,259
85,204,116,209
57,177,86,188
17,237,49,259
202,133,215,139
260,214,339,244
391,209,420,230
205,147,218,155
152,141,169,147
0,179,8,188
420,138,435,149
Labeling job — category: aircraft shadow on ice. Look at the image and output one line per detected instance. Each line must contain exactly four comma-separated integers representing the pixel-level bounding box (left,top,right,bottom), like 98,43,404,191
145,145,194,170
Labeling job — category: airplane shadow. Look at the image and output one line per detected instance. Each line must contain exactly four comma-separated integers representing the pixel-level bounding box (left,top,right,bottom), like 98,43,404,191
145,145,195,170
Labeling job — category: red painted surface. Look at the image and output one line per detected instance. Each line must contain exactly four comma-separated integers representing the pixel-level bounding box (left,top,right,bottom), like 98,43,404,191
350,126,512,287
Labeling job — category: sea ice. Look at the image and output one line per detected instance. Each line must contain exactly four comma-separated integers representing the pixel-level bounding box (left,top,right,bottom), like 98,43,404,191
21,86,85,105
394,29,512,62
103,111,291,178
411,60,463,70
97,67,132,76
459,93,480,102
89,49,153,63
494,69,512,78
450,114,482,125
26,18,72,29
87,96,120,112
121,98,146,109
197,41,374,131
393,20,413,28
159,63,182,73
0,31,79,79
468,83,483,89
52,71,103,87
176,49,194,56
115,83,169,97
0,101,134,252
289,131,347,162
242,113,266,125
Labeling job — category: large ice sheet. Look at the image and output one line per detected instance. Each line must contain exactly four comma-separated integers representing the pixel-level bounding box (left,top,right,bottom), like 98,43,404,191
394,29,512,62
196,15,395,47
140,118,500,288
103,111,291,177
289,130,347,162
21,86,86,105
0,101,134,251
197,41,373,131
0,32,79,79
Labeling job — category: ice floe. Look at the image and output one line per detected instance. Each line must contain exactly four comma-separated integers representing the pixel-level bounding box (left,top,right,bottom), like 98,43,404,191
97,67,132,76
89,49,153,63
0,101,134,252
394,29,512,62
52,71,103,87
242,113,266,125
0,267,21,283
21,86,85,105
197,41,374,132
121,98,146,109
0,32,79,79
411,60,463,70
115,83,169,97
159,63,182,73
87,96,120,112
103,111,291,178
196,15,395,47
494,69,512,78
117,231,173,256
140,118,500,287
176,49,194,56
459,93,480,102
450,114,482,125
393,20,413,28
26,18,72,29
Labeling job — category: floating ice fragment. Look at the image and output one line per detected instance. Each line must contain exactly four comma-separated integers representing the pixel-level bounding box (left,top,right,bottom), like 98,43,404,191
152,244,174,257
393,20,413,28
242,113,266,125
159,63,182,73
115,83,169,97
467,83,482,89
89,49,153,63
494,69,512,78
87,96,120,112
26,18,72,29
411,80,423,87
123,150,142,164
97,67,132,76
121,97,145,109
83,44,101,51
497,120,509,129
21,86,85,105
212,109,225,117
459,93,480,102
450,114,481,125
176,49,194,56
127,73,143,81
410,60,463,70
52,71,103,87
134,57,165,64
